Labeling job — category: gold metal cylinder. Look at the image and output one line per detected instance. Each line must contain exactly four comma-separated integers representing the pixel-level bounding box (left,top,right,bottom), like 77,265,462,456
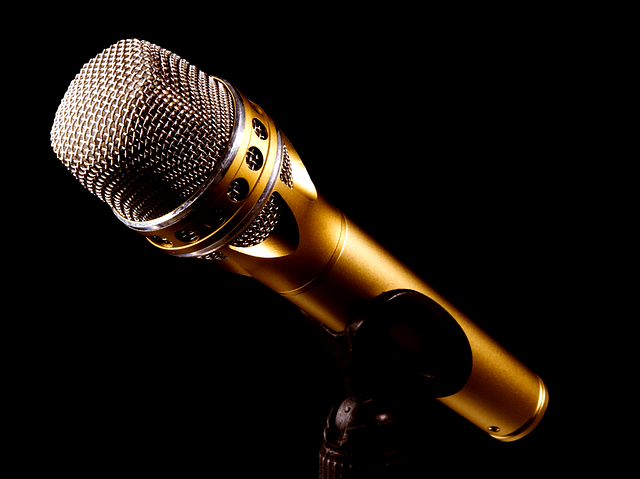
289,214,547,440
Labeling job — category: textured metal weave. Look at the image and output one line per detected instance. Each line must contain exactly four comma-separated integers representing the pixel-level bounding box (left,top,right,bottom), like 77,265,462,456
280,145,294,189
51,39,235,222
231,193,282,247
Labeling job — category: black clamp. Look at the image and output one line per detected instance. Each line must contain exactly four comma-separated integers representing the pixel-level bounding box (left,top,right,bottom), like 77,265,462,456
305,289,473,478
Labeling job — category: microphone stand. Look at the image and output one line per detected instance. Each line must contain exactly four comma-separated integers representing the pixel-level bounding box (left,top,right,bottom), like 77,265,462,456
303,289,473,478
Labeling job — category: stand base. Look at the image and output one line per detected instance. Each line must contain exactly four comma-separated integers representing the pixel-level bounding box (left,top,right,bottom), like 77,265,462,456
318,397,412,478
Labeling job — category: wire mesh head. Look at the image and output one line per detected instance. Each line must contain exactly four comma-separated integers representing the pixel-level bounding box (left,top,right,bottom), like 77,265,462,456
51,39,235,222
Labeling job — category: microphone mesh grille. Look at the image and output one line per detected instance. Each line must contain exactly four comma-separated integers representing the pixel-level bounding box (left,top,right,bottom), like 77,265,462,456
51,39,235,222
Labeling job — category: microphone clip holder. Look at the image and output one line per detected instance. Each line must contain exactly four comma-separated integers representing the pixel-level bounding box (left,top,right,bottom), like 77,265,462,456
304,289,473,478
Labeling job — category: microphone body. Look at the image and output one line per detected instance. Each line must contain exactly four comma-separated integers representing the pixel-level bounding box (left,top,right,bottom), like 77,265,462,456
51,39,547,442
116,86,546,441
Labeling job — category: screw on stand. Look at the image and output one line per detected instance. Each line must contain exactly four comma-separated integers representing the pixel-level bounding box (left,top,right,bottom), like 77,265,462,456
319,397,410,477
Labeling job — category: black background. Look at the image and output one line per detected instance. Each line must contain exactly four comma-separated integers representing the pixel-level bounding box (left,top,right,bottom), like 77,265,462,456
10,6,627,477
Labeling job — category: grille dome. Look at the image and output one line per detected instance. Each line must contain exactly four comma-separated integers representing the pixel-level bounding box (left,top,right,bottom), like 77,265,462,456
51,39,235,222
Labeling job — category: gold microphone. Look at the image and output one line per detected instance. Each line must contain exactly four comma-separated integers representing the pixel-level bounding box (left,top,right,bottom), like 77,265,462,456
51,39,547,442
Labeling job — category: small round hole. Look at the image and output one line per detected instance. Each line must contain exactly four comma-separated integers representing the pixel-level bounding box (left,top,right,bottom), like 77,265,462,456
245,147,264,171
252,118,268,140
149,236,172,246
228,178,250,202
176,228,199,243
203,208,226,229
